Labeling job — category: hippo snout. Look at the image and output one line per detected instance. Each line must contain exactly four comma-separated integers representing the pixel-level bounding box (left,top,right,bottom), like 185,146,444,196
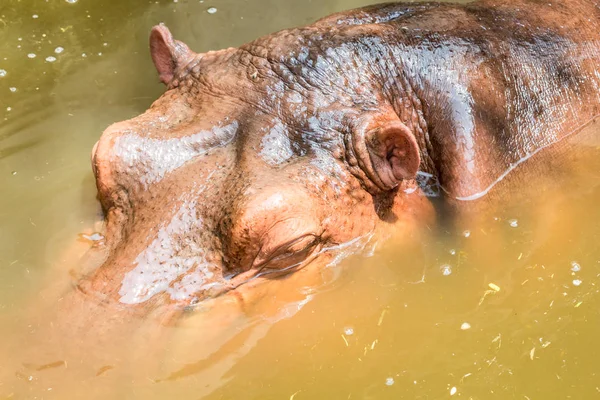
91,140,99,178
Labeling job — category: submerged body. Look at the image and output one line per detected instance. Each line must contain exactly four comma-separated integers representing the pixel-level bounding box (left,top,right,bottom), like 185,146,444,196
81,0,600,312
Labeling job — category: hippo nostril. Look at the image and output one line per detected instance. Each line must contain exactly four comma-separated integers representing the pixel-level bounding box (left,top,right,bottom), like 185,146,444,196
91,141,99,177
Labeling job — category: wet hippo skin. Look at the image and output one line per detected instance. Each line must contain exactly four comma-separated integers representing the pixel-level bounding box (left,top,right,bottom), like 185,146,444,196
84,0,600,310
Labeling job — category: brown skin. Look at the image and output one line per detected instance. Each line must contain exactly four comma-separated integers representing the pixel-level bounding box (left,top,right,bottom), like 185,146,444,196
82,0,600,313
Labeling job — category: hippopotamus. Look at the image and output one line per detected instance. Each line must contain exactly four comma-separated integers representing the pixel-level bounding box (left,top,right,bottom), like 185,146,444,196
83,0,600,312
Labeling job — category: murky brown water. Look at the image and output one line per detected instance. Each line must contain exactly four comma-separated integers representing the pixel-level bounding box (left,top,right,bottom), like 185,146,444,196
2,0,600,399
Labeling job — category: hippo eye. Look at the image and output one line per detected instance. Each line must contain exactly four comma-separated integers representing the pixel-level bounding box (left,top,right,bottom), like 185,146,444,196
255,234,320,271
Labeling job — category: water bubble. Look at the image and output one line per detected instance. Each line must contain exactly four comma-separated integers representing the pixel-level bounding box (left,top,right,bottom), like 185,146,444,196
385,377,395,386
570,261,581,272
449,249,456,255
54,47,64,54
12,171,17,175
9,87,17,93
450,387,457,396
460,322,471,330
462,230,471,238
0,69,6,77
32,14,39,19
344,327,354,336
573,279,582,287
440,264,452,276
27,53,36,59
7,107,12,111
45,56,56,63
207,7,217,14
65,0,78,3
508,219,518,228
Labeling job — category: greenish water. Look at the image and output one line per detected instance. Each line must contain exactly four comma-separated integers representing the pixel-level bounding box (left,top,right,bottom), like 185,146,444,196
2,0,600,399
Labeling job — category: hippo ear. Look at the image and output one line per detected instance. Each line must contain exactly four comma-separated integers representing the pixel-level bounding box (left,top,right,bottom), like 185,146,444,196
357,118,420,191
149,24,195,85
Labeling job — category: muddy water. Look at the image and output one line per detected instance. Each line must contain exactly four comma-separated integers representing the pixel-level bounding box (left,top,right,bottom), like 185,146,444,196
2,0,600,399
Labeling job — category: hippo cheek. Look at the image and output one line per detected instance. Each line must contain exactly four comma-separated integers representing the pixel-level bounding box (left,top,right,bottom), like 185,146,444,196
117,257,227,306
83,226,229,307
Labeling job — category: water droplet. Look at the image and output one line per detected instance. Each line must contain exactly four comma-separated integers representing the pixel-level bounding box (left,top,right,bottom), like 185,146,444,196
440,264,452,276
103,42,108,47
45,56,56,63
54,47,64,54
344,327,354,335
32,14,39,19
27,53,36,59
98,52,103,56
6,107,12,111
12,171,17,175
385,377,395,386
462,230,471,238
0,69,6,77
570,261,581,272
80,232,104,242
207,7,217,14
449,249,456,255
573,279,582,287
488,283,501,292
65,0,78,3
9,87,17,93
460,322,471,330
508,219,518,228
81,53,87,57
450,387,457,396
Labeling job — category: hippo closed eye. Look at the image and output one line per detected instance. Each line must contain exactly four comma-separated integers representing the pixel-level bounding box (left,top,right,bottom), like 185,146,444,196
81,0,600,310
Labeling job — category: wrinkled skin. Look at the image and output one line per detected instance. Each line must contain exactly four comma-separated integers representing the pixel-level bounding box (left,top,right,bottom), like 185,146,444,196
83,0,600,313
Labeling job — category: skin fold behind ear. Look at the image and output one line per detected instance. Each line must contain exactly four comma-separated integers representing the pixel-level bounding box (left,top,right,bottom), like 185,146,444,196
149,24,196,85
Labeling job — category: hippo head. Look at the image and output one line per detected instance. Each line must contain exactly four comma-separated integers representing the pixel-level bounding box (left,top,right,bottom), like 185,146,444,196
81,25,431,310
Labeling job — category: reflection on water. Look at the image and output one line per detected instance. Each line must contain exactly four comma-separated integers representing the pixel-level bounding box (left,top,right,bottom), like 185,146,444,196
1,0,600,399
